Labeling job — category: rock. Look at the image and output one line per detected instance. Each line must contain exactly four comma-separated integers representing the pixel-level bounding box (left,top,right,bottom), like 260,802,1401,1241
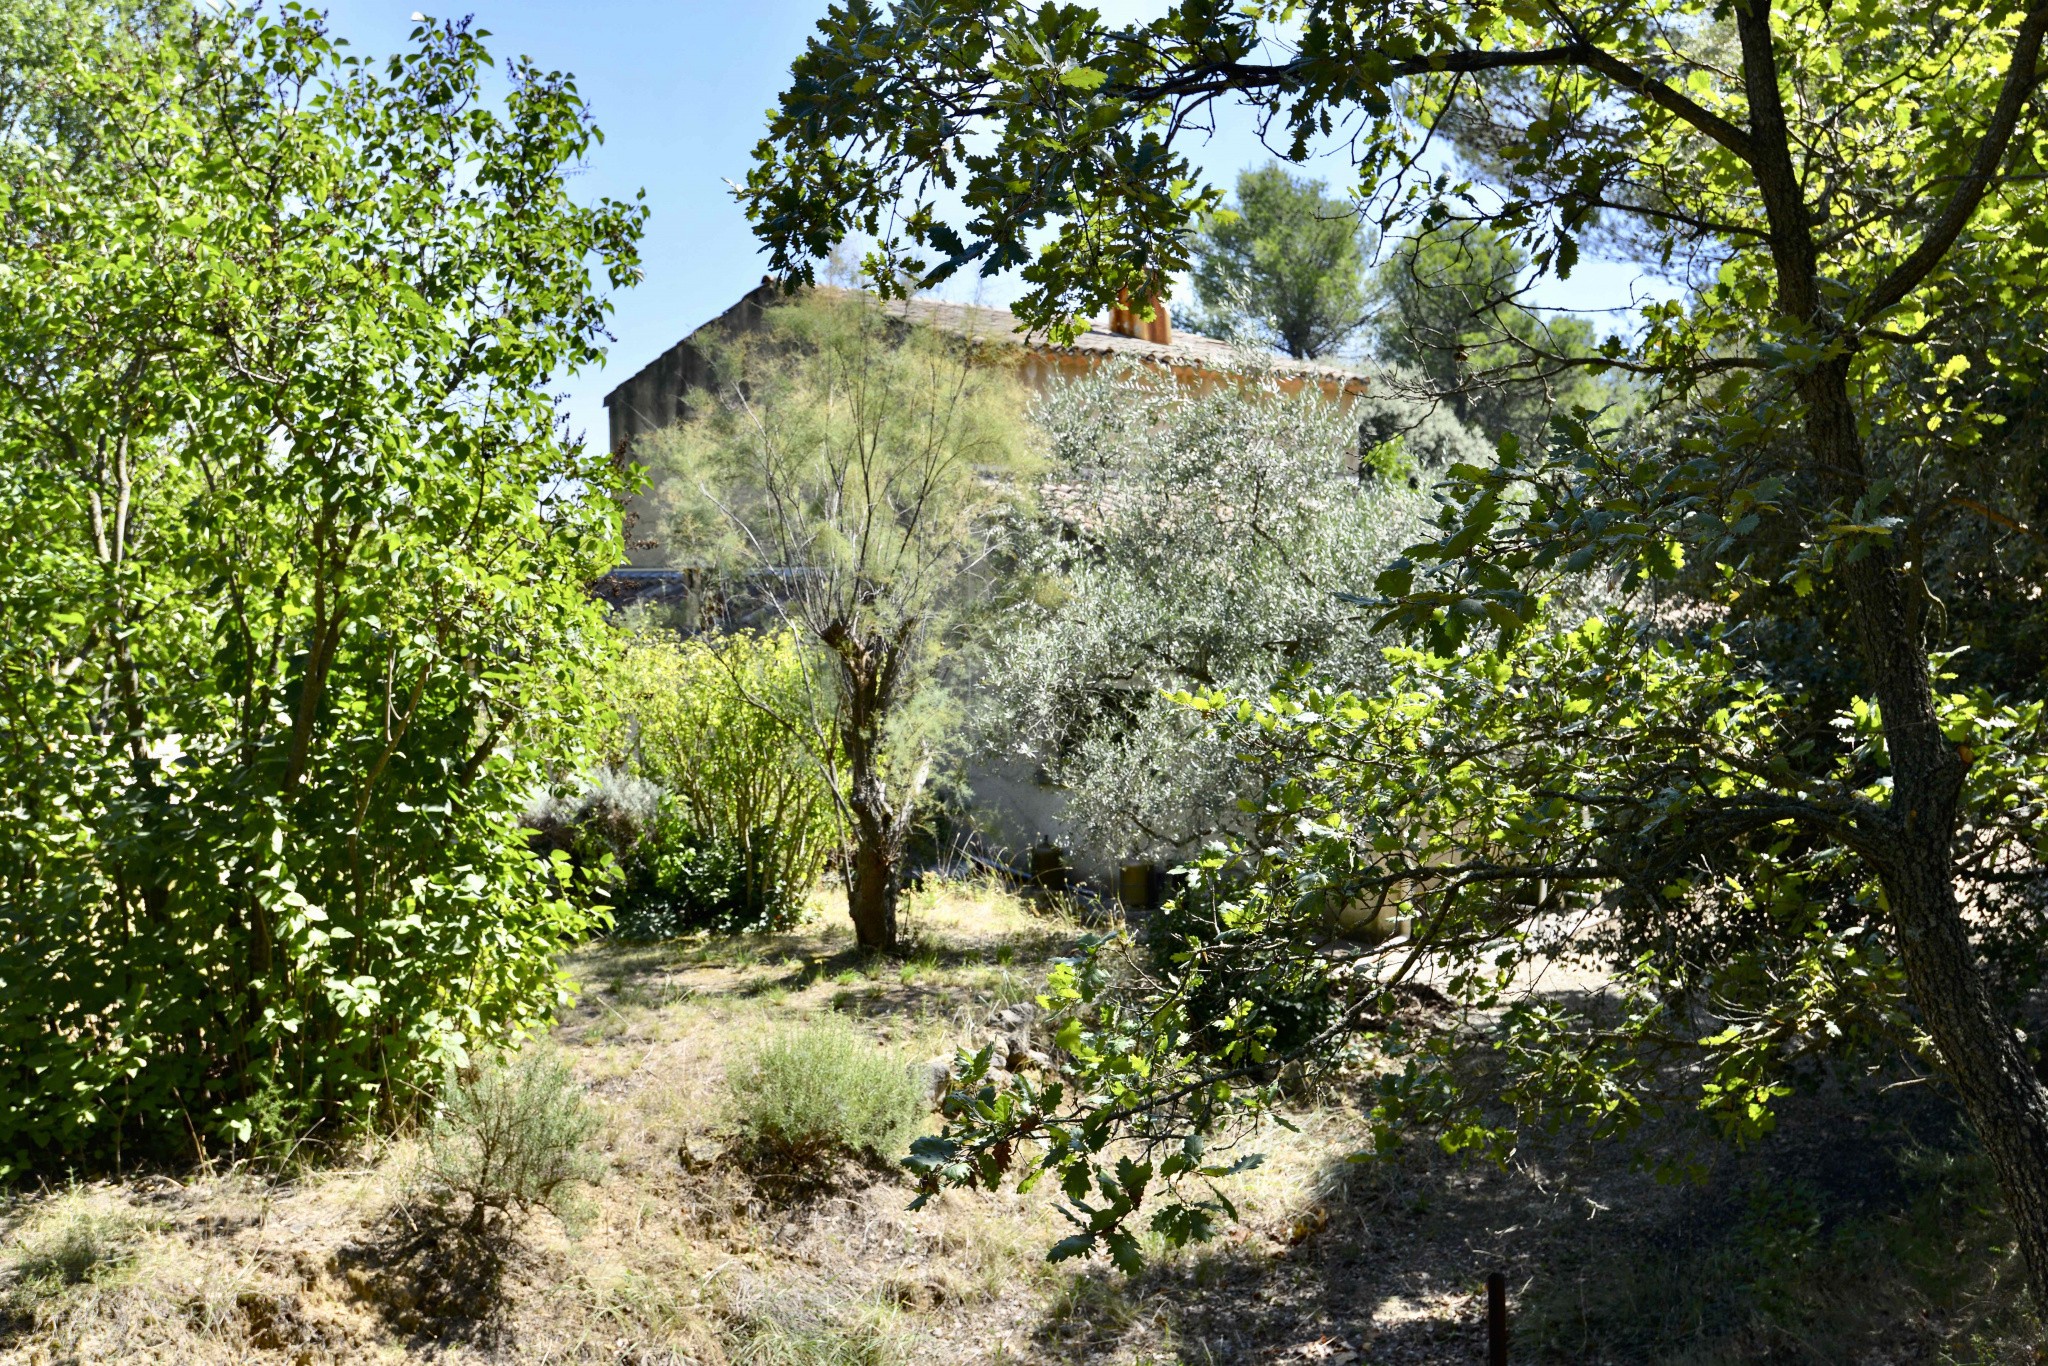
1022,1049,1053,1072
974,1032,1017,1063
991,1001,1042,1031
984,1002,1041,1070
678,1135,723,1171
912,1055,954,1104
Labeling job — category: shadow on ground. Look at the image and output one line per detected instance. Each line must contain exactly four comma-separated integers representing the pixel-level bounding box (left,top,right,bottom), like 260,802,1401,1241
1021,1078,2035,1366
564,921,1083,1026
332,1208,516,1347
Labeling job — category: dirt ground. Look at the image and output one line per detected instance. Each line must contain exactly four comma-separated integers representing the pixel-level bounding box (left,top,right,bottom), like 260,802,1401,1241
1,880,2038,1365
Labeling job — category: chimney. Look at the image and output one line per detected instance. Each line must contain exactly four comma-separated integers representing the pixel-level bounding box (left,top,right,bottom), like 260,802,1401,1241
1108,292,1172,345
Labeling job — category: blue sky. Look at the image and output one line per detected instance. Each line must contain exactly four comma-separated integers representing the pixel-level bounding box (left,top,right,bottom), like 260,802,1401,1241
311,1,1653,453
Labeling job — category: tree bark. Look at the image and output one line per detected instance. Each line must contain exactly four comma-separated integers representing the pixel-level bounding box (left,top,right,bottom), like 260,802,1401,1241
844,771,901,951
1727,0,2048,1315
1809,364,2048,1315
1884,799,2048,1319
824,616,921,953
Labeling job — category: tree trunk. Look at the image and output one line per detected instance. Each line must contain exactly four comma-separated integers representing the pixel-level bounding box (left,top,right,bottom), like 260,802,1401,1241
825,618,915,954
1886,820,2048,1316
839,717,903,952
844,780,900,951
1805,363,2048,1317
1726,0,2048,1310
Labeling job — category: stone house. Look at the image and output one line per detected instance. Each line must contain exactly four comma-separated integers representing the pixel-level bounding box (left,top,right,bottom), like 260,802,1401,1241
598,282,1375,891
603,282,1370,564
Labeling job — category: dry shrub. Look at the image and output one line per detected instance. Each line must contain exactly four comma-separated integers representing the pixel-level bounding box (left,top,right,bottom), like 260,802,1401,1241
726,1018,924,1170
6,1189,139,1291
428,1048,605,1237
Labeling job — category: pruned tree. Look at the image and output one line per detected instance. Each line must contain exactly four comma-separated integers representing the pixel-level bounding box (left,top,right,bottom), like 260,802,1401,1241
641,293,1036,951
737,0,2048,1315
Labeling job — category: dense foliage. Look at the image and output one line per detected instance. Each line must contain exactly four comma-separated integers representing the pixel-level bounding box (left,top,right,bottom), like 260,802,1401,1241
613,818,790,938
984,361,1451,859
0,6,642,1173
923,612,2048,1264
745,0,2048,1313
604,630,836,937
1184,163,1370,359
641,294,1036,950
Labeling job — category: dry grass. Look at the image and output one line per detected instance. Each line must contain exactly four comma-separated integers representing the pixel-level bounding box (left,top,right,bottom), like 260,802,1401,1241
0,881,1095,1365
1,879,2035,1364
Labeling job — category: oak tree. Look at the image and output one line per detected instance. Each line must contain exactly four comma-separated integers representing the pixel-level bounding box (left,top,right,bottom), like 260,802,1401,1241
741,0,2048,1315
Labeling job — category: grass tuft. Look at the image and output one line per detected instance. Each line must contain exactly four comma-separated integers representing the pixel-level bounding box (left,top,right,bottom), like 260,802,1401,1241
726,1017,926,1169
716,1274,910,1366
6,1189,138,1290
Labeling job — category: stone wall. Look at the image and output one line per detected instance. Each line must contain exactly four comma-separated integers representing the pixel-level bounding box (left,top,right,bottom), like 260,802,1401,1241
604,280,781,460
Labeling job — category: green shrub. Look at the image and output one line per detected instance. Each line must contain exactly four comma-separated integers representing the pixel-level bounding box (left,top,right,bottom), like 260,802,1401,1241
614,806,806,939
606,631,838,930
0,8,634,1174
427,1050,605,1237
727,1019,925,1167
606,626,839,913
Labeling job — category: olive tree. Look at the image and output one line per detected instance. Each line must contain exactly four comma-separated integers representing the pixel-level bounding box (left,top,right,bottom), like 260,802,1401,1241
738,0,2048,1313
985,360,1460,860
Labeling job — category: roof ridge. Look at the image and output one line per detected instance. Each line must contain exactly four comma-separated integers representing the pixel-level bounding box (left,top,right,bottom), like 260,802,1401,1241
817,285,1364,381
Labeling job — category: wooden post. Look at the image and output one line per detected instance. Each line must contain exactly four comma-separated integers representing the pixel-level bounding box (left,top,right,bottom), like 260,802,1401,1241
1487,1271,1507,1366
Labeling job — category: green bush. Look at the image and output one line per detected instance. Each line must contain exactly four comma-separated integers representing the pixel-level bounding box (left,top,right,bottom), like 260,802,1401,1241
0,7,636,1175
617,631,837,900
587,630,838,938
1148,879,1336,1057
727,1019,926,1167
427,1049,605,1237
614,807,806,939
